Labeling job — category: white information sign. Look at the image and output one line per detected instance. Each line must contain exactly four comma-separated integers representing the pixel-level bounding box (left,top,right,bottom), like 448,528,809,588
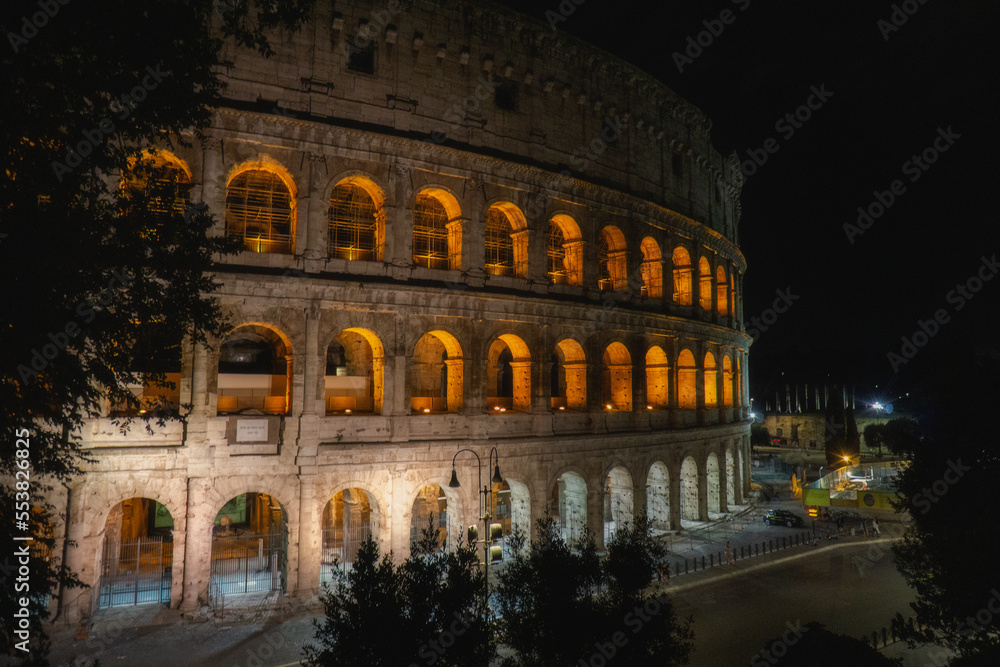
236,419,269,442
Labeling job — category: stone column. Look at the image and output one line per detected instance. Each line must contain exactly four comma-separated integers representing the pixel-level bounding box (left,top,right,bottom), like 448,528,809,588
445,358,464,412
669,462,682,531
509,361,532,413
717,455,729,513
512,228,536,280
564,240,584,286
691,248,703,317
662,238,675,312
697,463,710,522
303,154,328,268
446,219,464,270
695,348,706,426
286,354,298,416
302,315,320,415
191,342,211,417
296,477,320,596
716,358,726,424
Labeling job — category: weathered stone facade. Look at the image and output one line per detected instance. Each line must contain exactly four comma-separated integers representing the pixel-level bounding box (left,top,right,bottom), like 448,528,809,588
51,0,751,619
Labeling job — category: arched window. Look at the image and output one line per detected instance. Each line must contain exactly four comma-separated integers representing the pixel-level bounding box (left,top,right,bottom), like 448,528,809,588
413,190,461,270
704,351,718,409
699,255,713,311
598,226,627,291
325,328,385,415
548,224,566,283
645,346,669,409
672,246,692,306
410,331,464,414
226,169,295,254
328,179,384,261
485,208,514,276
602,342,632,411
217,325,290,415
551,339,586,411
677,349,697,410
548,214,583,285
122,152,192,227
640,237,663,298
487,334,531,412
484,203,528,278
716,265,728,316
722,355,734,407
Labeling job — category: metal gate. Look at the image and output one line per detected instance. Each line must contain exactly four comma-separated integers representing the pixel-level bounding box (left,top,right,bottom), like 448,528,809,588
320,520,372,586
97,536,172,608
210,529,287,596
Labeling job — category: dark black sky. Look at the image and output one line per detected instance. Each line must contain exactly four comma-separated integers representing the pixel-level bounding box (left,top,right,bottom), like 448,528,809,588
497,0,999,402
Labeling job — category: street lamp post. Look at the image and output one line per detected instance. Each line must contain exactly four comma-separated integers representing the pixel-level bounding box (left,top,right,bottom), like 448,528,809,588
448,446,503,622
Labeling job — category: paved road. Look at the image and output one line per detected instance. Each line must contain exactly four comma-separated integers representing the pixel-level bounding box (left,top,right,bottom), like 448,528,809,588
666,541,944,666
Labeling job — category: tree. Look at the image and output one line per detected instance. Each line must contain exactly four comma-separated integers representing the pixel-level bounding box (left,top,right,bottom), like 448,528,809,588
495,515,693,666
751,423,771,449
888,349,1000,660
303,517,495,667
1,1,309,659
749,622,900,666
863,423,885,457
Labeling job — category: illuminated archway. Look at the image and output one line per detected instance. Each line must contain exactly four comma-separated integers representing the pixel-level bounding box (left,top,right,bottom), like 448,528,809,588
704,352,718,409
414,188,462,270
604,466,633,543
493,478,531,557
698,255,713,311
320,488,378,585
410,330,464,413
551,339,587,411
597,226,627,291
485,202,528,278
210,492,287,596
121,150,192,225
551,472,587,544
548,214,583,285
410,484,449,551
645,346,669,409
487,334,531,412
677,349,697,410
716,265,728,316
226,164,296,254
602,342,632,412
327,176,385,261
325,328,385,415
672,246,692,306
217,324,290,415
97,498,174,608
639,237,663,298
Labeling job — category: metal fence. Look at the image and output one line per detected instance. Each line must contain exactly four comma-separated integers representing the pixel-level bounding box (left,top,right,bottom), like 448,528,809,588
97,536,172,609
210,530,287,597
667,529,817,578
320,521,372,587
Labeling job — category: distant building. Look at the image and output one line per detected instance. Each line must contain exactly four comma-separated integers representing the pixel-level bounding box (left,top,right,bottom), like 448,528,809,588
756,383,902,453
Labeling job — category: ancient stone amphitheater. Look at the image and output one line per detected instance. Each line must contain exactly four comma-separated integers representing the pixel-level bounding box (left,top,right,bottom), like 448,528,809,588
55,0,750,618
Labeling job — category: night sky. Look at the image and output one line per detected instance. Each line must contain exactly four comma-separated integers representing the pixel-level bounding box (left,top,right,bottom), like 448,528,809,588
496,0,998,407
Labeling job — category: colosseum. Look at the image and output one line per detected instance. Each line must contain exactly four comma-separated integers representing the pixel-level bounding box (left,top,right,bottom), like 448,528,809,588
51,0,750,619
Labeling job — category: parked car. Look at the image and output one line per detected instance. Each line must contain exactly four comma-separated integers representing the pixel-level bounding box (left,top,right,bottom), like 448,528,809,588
764,509,804,527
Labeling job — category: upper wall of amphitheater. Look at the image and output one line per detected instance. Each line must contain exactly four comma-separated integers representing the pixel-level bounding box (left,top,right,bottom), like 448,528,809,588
215,0,742,241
